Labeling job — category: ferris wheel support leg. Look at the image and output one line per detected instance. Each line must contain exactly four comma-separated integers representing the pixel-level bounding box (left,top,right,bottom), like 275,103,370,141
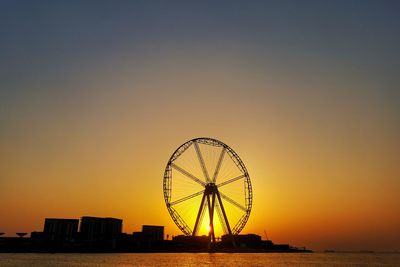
211,192,216,244
193,192,207,236
216,189,237,248
206,194,216,247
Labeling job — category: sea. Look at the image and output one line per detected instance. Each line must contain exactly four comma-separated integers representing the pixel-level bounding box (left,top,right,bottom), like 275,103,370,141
0,253,399,267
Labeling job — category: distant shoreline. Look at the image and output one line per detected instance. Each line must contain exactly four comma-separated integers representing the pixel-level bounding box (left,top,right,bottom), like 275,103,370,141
0,247,312,254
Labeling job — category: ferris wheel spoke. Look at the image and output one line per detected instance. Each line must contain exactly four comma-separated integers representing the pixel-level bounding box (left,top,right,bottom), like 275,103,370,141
216,174,246,188
219,192,247,212
194,142,211,183
171,163,206,187
212,147,226,183
170,190,205,206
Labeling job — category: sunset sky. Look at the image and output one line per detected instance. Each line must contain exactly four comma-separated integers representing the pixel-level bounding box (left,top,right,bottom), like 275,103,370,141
0,1,399,251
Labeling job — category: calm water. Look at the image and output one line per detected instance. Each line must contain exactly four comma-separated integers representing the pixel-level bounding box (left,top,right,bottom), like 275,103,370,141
0,253,399,267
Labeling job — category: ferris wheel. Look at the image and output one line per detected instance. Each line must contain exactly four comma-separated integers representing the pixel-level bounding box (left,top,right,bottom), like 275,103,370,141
163,137,252,243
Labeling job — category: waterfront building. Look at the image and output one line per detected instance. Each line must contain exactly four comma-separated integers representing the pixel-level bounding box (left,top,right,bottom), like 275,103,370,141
43,218,79,242
221,234,262,248
172,235,209,249
79,216,122,242
142,225,164,241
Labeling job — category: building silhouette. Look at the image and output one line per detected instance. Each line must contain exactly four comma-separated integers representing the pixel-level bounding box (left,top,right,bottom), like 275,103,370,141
142,225,164,242
79,216,122,242
0,215,310,252
43,218,79,242
221,234,262,249
172,235,209,249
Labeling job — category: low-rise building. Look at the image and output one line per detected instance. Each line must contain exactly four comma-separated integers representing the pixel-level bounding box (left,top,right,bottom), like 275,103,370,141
172,235,209,249
221,234,262,248
79,216,122,242
142,225,164,241
43,218,79,242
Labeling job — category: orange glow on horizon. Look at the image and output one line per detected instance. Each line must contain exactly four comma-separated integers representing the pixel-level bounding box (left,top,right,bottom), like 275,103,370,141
1,30,399,252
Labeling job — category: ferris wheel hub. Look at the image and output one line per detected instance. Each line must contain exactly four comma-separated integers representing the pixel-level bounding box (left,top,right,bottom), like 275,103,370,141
205,183,218,195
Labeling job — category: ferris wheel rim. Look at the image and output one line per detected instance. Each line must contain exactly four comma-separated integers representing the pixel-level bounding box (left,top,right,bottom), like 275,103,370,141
163,137,253,237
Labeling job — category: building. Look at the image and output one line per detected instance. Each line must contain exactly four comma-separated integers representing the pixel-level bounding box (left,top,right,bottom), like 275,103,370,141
132,231,144,241
221,234,262,248
172,235,209,249
142,225,164,241
43,218,79,242
79,216,122,242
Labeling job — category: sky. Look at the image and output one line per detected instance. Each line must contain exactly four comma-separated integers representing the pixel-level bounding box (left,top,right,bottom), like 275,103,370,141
0,0,399,251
